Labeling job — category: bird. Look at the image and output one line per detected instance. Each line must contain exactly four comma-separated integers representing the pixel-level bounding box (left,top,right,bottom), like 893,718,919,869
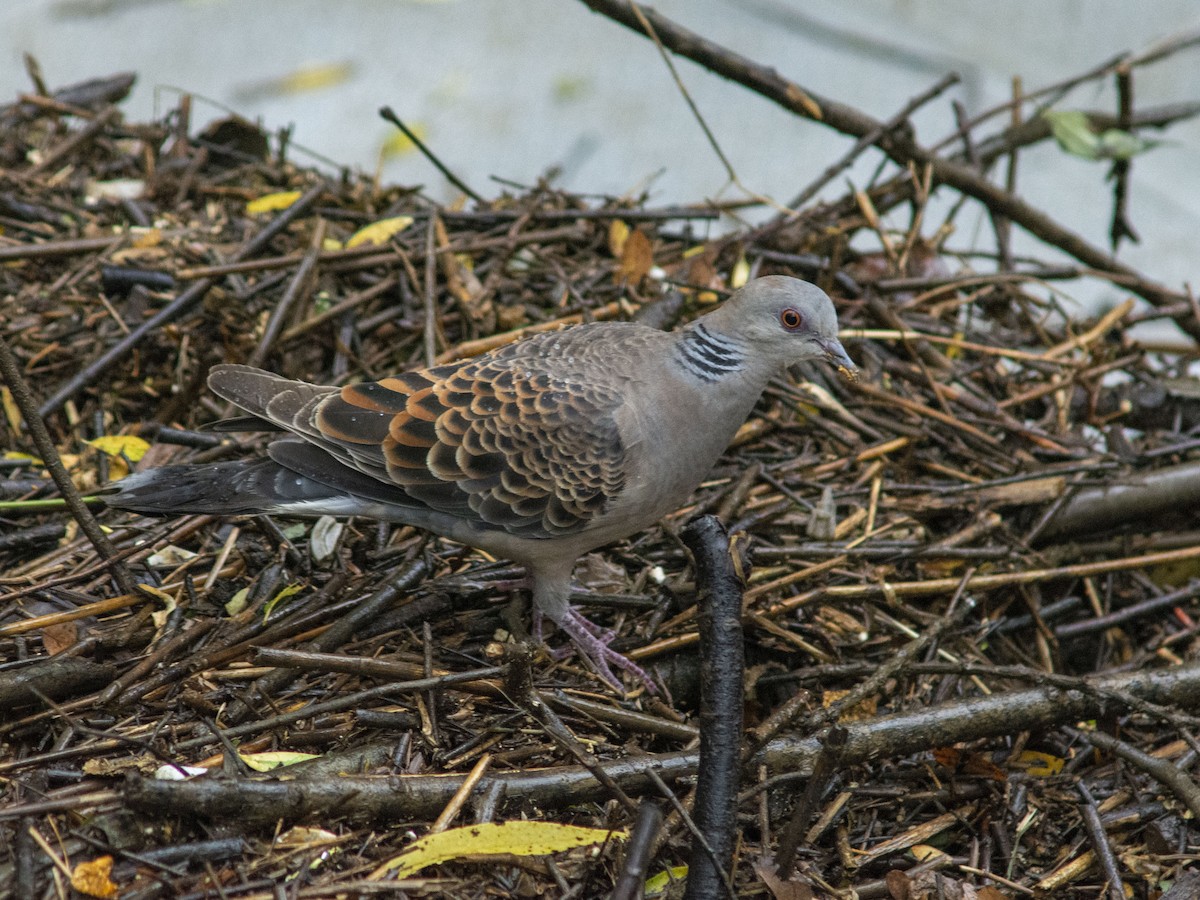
106,275,855,692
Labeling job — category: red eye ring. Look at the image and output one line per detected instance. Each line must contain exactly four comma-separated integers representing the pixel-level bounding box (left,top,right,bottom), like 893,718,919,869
780,307,804,331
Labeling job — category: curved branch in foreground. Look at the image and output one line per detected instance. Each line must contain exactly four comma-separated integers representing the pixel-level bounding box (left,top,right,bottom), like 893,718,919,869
681,515,745,900
123,662,1200,826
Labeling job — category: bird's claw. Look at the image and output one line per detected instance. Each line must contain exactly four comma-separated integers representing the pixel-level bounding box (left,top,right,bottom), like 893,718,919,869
537,607,657,695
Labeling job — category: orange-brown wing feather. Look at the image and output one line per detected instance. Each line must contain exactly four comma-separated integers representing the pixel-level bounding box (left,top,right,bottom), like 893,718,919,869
313,349,627,537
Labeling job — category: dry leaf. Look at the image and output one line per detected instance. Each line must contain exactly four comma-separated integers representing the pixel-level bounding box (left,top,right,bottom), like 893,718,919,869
371,821,625,878
87,434,150,463
345,215,414,248
608,219,630,257
240,751,320,772
71,856,118,899
83,755,160,776
932,747,1006,781
617,228,653,284
41,621,78,655
246,191,302,214
754,859,815,899
822,688,877,721
381,121,429,159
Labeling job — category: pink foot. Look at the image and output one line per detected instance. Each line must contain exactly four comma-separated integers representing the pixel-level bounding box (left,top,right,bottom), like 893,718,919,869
549,606,658,695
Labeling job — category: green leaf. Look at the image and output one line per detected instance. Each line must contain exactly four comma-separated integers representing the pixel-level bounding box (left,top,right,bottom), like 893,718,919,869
1042,109,1159,162
1043,109,1100,158
263,583,305,619
1095,128,1159,161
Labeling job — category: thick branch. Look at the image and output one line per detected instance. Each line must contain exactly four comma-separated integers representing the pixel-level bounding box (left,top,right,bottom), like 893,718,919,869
123,662,1200,825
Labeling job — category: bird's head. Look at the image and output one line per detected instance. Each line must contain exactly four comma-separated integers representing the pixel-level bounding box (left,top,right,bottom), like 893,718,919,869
710,275,857,377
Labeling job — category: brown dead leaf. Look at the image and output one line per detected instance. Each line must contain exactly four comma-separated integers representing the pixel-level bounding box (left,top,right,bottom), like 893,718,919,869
71,855,118,899
822,688,877,722
672,245,720,291
617,228,653,284
885,868,912,900
754,859,814,900
435,215,494,331
82,755,161,777
933,747,1006,782
41,621,78,655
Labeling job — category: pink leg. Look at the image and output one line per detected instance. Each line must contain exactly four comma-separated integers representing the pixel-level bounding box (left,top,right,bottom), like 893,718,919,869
553,606,658,695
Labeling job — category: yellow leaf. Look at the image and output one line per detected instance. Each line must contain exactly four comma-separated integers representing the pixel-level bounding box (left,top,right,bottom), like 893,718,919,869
1,387,22,434
240,750,319,772
246,191,302,215
106,457,131,480
381,121,429,159
263,583,305,619
645,865,689,895
3,451,41,464
87,434,150,462
1011,750,1065,777
225,586,250,616
945,330,964,361
71,855,118,899
730,255,751,289
346,216,415,249
911,844,950,863
131,227,163,249
278,62,355,95
608,219,630,257
372,821,626,878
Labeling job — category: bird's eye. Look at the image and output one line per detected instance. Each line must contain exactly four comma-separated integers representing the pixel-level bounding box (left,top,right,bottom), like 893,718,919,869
780,308,804,332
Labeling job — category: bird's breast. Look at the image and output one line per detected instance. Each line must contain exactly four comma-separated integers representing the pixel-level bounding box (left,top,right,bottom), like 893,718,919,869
603,371,764,530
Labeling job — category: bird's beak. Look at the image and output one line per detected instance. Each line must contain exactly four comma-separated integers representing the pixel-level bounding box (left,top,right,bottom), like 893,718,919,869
821,337,858,380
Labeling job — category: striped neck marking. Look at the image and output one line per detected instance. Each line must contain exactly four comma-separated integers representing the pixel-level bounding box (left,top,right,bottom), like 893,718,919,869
675,323,746,383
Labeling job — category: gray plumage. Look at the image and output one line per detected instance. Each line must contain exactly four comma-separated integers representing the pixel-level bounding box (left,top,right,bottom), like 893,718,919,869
107,275,855,690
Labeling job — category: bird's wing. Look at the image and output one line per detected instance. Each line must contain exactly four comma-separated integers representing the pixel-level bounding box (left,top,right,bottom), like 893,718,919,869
208,343,628,538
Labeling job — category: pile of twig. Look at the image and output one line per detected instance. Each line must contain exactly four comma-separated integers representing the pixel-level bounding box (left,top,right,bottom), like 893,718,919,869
3,7,1200,897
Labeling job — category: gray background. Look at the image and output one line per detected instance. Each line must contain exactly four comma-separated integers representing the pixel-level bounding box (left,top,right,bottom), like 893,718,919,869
4,0,1199,314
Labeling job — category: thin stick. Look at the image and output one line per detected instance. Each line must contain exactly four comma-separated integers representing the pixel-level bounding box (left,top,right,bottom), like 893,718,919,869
380,106,482,203
0,334,139,596
787,72,960,210
578,0,1187,316
628,2,783,212
246,219,326,368
424,215,440,367
37,180,328,417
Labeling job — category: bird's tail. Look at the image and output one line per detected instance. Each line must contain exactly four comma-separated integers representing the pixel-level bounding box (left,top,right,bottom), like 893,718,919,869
101,459,351,517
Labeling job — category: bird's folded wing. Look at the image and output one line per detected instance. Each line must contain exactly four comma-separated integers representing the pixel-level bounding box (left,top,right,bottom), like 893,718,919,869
207,357,628,538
